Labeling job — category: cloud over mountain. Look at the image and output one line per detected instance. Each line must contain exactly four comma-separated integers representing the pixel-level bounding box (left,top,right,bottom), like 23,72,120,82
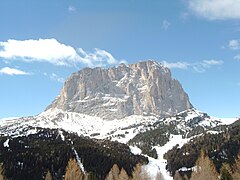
162,59,223,72
0,39,121,67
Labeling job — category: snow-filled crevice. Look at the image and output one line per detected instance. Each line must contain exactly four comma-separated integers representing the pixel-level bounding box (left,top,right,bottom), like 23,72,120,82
72,147,85,174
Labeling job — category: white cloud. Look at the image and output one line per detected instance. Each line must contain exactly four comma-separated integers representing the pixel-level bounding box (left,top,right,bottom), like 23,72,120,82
0,67,30,75
201,59,223,67
0,39,80,66
162,59,223,72
180,12,190,21
161,20,171,30
234,54,240,61
187,0,240,20
78,48,118,67
162,61,189,69
0,39,122,67
68,5,76,12
193,59,223,72
229,40,240,50
50,73,65,83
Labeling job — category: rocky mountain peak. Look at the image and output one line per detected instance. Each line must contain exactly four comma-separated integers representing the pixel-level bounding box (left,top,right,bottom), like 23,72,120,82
47,60,193,119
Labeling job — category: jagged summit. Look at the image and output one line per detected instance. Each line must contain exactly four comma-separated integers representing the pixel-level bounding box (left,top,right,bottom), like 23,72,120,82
47,60,193,119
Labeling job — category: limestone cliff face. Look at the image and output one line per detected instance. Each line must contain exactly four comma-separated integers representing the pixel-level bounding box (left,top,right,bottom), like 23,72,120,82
47,60,192,119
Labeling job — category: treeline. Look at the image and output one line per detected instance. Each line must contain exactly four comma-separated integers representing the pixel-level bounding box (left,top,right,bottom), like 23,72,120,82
127,111,218,158
164,119,240,179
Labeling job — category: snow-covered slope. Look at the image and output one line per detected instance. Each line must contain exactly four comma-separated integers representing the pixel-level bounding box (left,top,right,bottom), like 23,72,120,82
0,108,235,140
0,108,238,179
0,61,238,179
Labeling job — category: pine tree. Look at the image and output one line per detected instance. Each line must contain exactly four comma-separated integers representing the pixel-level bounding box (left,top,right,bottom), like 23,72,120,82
64,158,84,180
231,154,240,180
190,150,219,180
174,171,183,180
118,168,129,180
105,164,120,180
220,165,233,180
45,170,52,180
0,164,6,180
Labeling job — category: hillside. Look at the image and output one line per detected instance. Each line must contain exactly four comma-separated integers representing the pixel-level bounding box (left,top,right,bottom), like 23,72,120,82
0,128,148,179
0,60,239,180
164,119,240,179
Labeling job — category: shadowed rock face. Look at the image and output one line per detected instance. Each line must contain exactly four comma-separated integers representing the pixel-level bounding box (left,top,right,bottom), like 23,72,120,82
47,60,193,119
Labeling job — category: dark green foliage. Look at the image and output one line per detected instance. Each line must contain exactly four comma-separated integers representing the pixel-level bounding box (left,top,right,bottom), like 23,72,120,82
164,121,240,178
128,123,178,157
148,148,158,159
0,128,148,180
88,172,98,180
185,126,205,138
127,113,220,158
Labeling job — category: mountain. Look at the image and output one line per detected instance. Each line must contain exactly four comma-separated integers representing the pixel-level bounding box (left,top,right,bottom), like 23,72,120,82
47,60,192,119
0,60,239,180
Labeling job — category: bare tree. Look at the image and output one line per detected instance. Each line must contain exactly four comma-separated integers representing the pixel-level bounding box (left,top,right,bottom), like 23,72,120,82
190,150,219,180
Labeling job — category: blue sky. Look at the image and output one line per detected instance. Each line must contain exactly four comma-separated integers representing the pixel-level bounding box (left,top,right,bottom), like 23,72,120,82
0,0,240,118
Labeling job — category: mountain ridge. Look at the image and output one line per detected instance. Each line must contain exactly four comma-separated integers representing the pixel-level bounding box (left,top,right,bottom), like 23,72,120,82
0,60,239,179
47,60,192,119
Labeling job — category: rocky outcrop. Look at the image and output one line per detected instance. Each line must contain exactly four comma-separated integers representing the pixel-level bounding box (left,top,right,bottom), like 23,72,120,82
47,60,192,119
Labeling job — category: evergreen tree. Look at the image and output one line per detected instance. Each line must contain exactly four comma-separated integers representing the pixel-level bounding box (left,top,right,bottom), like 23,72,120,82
0,164,6,180
64,158,84,180
45,170,52,180
220,165,233,180
190,150,219,180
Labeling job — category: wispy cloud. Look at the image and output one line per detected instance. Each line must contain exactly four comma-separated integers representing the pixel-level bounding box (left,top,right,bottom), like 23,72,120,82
229,39,240,50
161,20,171,30
0,67,30,76
43,72,65,83
187,0,240,20
78,48,118,67
0,39,123,67
227,39,240,61
162,61,189,69
68,5,76,13
180,12,190,21
162,59,223,72
234,55,240,61
193,60,224,73
50,73,65,83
